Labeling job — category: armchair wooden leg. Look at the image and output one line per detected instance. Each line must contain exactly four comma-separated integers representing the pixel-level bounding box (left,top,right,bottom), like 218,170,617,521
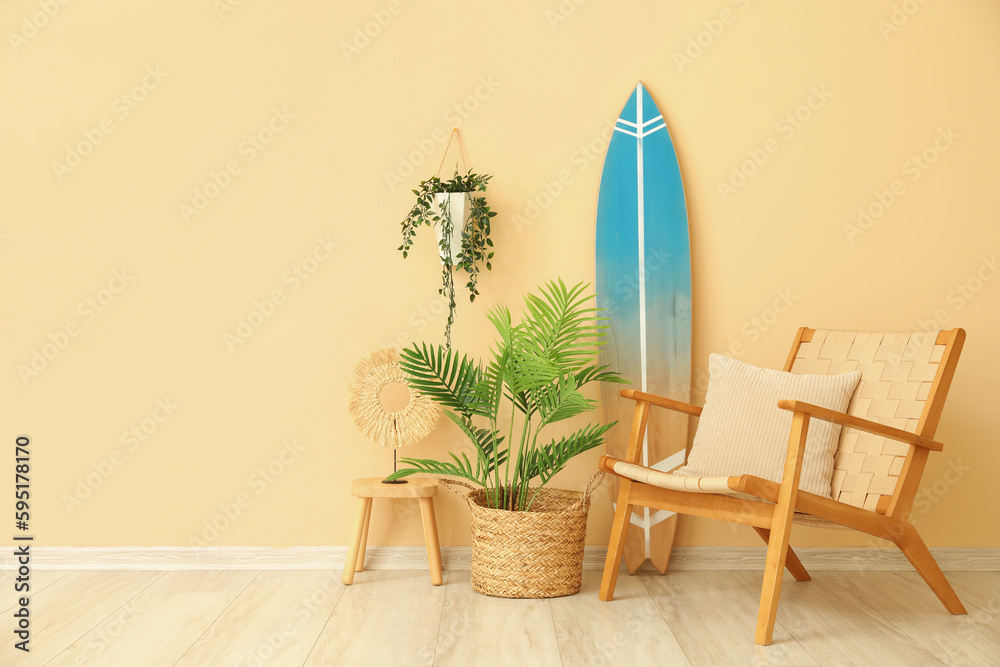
756,521,794,645
599,481,634,602
896,524,966,614
755,411,809,646
753,527,810,582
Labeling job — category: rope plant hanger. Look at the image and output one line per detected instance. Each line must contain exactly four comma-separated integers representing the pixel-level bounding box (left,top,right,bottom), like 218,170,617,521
347,348,440,483
435,127,472,178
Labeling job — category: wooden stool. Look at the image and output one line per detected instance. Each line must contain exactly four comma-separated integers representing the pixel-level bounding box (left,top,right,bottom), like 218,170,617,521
343,477,443,586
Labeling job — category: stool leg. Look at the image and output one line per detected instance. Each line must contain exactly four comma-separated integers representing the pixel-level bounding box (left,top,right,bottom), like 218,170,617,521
356,498,373,572
343,497,372,585
419,497,443,586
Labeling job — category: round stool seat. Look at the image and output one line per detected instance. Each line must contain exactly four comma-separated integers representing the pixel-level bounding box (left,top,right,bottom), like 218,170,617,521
350,477,439,499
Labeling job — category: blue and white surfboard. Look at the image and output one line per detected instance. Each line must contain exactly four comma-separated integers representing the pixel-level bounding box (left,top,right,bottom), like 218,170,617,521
595,82,692,574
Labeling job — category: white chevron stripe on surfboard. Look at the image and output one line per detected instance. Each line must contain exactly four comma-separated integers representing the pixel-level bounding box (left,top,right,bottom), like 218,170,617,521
620,113,663,127
615,112,664,140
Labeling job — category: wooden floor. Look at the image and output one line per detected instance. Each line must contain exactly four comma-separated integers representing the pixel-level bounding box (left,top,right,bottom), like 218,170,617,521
3,568,999,666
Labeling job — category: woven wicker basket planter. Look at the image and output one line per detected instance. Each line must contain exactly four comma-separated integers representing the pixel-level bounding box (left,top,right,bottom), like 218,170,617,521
446,478,600,599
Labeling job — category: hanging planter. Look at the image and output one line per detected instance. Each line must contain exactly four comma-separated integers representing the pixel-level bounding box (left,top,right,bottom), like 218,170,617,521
432,192,468,264
398,130,496,348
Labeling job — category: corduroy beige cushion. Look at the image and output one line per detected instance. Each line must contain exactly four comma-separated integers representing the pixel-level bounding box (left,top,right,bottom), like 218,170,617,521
675,354,862,498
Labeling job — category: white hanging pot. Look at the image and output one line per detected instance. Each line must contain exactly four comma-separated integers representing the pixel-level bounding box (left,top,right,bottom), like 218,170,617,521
433,192,470,265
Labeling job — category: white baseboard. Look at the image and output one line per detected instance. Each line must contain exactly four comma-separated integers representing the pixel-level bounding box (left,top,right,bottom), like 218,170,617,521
1,546,997,571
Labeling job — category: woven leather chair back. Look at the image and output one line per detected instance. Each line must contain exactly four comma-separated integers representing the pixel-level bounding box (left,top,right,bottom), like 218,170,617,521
786,329,949,510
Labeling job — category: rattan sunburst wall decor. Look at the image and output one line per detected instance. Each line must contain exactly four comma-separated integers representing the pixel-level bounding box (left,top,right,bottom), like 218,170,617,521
347,348,439,483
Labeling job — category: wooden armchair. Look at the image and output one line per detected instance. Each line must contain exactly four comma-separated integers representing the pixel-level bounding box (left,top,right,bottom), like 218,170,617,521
598,328,967,645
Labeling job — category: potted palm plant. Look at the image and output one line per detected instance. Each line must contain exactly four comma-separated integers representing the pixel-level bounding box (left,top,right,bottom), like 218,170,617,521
398,170,496,347
387,279,625,598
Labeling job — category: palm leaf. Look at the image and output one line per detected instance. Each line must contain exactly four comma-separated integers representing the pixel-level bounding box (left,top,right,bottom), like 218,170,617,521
523,422,615,485
399,342,487,420
508,347,560,394
521,279,607,373
472,344,510,422
575,364,629,388
441,410,507,478
532,374,593,428
386,451,481,486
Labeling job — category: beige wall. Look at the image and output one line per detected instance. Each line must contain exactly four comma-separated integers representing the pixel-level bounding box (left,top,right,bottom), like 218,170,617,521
2,1,998,550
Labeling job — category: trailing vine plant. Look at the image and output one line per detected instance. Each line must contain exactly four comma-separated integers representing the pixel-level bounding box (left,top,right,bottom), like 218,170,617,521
399,170,496,348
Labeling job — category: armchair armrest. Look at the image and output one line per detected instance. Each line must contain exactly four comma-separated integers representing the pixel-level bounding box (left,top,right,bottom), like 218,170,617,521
777,400,943,452
620,389,703,416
